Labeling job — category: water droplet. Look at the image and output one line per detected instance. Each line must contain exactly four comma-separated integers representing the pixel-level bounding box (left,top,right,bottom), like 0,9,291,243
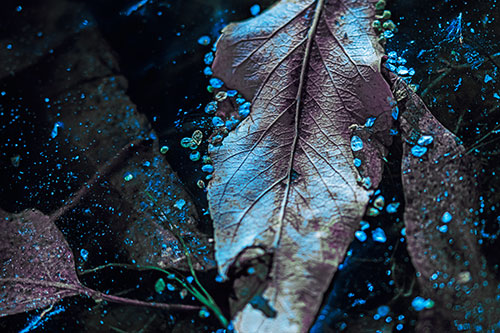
250,4,261,16
377,305,390,317
353,158,362,167
360,221,370,230
204,52,214,65
203,66,213,76
215,91,227,101
227,90,238,97
411,145,427,157
351,135,363,151
484,74,493,83
181,137,193,148
197,35,211,46
160,145,169,154
192,130,203,145
355,230,367,242
365,117,376,127
417,135,434,146
155,278,166,293
174,199,186,210
186,276,194,284
441,211,452,223
80,249,89,261
124,172,134,182
202,164,214,173
51,121,64,139
212,116,224,127
205,101,217,114
391,106,399,120
199,308,210,318
367,207,380,216
189,151,201,161
438,225,448,233
396,66,408,75
372,228,387,243
373,195,385,210
167,283,175,291
386,202,400,214
209,78,224,89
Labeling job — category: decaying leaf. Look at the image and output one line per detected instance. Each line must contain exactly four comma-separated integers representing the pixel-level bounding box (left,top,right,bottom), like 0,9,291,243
0,208,200,317
0,208,92,316
384,69,500,331
207,0,395,330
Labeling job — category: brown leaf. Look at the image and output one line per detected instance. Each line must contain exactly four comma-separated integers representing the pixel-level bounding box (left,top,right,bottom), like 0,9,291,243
384,68,500,331
208,0,394,331
0,208,92,316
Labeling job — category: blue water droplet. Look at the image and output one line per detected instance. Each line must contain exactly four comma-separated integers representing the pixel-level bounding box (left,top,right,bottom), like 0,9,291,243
80,249,89,261
438,225,448,233
351,135,363,151
355,231,367,242
391,106,399,120
377,305,390,317
203,66,213,76
204,52,214,65
365,117,376,128
202,164,214,173
212,116,224,127
411,145,427,157
227,90,238,97
353,158,362,167
204,101,217,114
417,135,434,146
441,211,452,223
372,228,387,243
386,202,400,214
250,4,261,16
209,78,224,88
484,74,493,83
197,35,211,46
396,66,409,75
360,221,370,230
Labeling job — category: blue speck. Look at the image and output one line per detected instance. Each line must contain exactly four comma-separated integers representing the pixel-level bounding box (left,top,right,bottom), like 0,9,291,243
250,4,261,16
203,66,213,76
388,51,397,59
494,93,500,100
417,135,434,146
16,6,22,12
365,117,376,128
202,164,214,173
386,202,400,214
239,102,251,118
212,116,224,127
438,225,448,233
390,128,398,135
377,305,390,317
204,52,214,65
51,121,64,139
80,249,89,261
6,44,12,50
441,211,452,223
186,276,194,283
167,283,175,291
484,74,493,83
197,35,211,46
351,135,363,151
412,296,432,311
355,231,367,242
372,228,387,243
384,30,394,39
391,106,399,120
396,324,403,330
360,221,370,230
396,66,408,75
209,78,224,88
227,90,238,97
411,145,427,157
205,101,217,114
353,158,362,167
1,91,6,96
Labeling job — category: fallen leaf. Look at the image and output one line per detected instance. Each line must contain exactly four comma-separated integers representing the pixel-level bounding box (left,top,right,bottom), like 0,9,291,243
383,68,500,331
0,208,92,316
208,0,394,331
0,208,200,317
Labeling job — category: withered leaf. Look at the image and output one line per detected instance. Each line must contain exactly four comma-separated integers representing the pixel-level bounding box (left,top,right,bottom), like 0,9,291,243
208,0,394,331
0,208,92,316
0,208,200,317
384,70,500,331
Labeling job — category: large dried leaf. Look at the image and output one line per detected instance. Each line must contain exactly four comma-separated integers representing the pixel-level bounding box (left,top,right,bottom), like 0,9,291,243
208,0,394,330
384,69,500,330
0,208,92,316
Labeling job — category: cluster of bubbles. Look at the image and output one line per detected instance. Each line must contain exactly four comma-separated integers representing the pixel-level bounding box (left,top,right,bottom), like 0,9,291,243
372,1,397,46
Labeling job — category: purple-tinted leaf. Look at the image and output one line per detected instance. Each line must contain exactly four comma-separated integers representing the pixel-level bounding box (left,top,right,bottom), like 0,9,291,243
383,68,500,330
0,208,91,317
208,0,394,331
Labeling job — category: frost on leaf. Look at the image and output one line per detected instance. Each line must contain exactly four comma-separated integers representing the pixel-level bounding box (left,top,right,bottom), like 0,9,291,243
207,0,394,331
